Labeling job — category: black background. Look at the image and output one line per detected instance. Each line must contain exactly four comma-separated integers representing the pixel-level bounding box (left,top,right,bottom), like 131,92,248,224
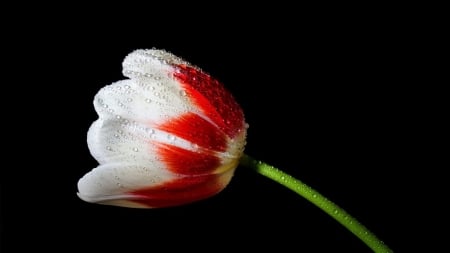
2,6,441,253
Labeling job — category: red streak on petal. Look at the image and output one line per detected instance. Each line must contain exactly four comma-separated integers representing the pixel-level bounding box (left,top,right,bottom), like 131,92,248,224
173,64,245,138
129,174,224,208
158,112,227,152
157,143,220,175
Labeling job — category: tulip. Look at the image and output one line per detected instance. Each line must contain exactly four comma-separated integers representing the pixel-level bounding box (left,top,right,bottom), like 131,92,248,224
77,49,247,208
78,49,392,252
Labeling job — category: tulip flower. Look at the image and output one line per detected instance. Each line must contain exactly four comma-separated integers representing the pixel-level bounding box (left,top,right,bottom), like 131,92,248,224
77,49,247,208
78,49,392,252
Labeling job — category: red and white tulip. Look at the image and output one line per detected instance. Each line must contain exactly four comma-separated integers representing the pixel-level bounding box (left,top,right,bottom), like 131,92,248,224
77,49,247,208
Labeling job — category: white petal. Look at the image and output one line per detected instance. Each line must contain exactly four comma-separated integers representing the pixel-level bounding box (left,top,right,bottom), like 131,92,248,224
87,117,193,166
93,79,192,126
77,163,173,203
122,49,188,81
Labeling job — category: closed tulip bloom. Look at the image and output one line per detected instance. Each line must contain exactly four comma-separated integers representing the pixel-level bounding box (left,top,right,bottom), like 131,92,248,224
78,49,247,208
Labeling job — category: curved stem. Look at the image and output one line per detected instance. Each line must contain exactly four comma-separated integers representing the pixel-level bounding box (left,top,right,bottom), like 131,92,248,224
240,154,392,253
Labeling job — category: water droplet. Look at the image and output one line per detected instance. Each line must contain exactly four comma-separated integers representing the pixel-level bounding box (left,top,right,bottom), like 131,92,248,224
333,209,339,214
190,143,199,150
154,76,161,80
108,108,114,113
106,146,112,151
145,98,152,103
145,73,153,78
312,194,318,198
127,98,133,102
133,147,139,152
157,82,163,86
124,85,130,89
117,130,123,134
116,115,121,120
154,92,160,97
179,90,187,96
114,133,120,138
281,176,285,180
167,134,176,141
103,104,108,108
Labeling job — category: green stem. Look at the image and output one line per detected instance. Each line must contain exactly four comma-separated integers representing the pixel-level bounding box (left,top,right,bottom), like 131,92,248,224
239,154,392,253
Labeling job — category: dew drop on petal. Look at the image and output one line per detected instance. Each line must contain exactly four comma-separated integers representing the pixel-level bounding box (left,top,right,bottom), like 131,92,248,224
133,147,139,152
167,134,176,141
146,128,155,135
191,143,199,150
145,98,152,103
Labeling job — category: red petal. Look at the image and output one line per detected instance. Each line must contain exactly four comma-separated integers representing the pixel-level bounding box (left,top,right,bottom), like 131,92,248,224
158,112,227,152
156,143,220,175
129,174,224,208
173,64,245,138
